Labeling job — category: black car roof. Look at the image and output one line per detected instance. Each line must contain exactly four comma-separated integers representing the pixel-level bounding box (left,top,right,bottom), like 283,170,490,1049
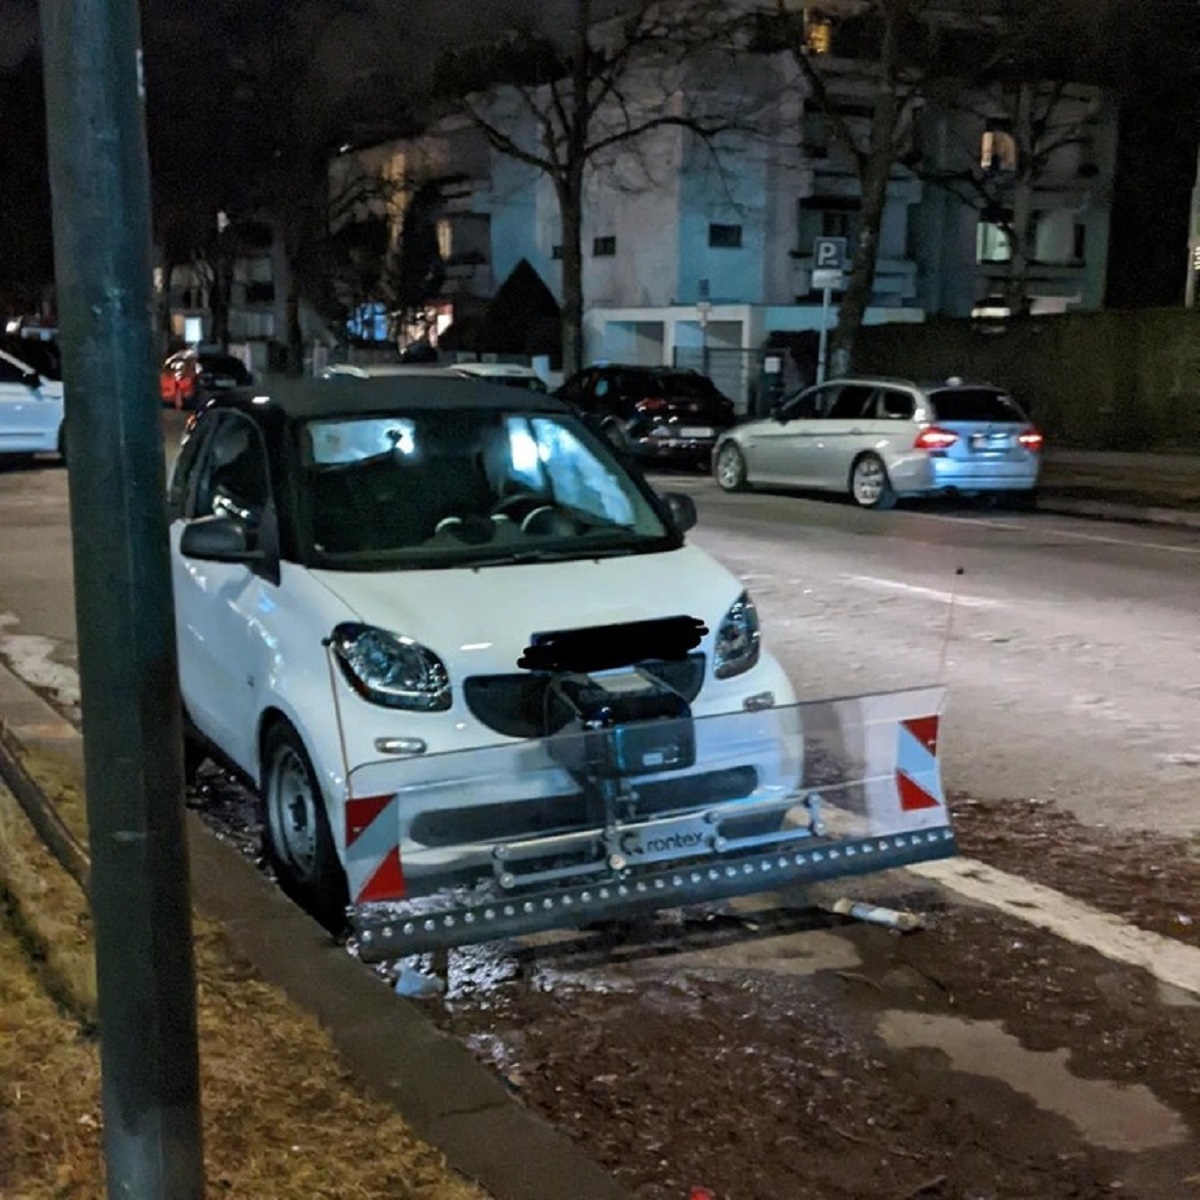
205,375,573,421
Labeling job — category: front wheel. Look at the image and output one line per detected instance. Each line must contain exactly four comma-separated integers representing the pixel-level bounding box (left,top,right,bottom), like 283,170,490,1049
262,721,349,930
715,442,749,492
849,453,895,510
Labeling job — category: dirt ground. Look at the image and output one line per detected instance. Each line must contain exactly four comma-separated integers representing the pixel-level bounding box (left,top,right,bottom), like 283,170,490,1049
185,766,1200,1200
416,795,1200,1200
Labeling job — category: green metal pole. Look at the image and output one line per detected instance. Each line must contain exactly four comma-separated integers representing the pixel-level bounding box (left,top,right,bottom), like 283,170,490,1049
38,2,206,1197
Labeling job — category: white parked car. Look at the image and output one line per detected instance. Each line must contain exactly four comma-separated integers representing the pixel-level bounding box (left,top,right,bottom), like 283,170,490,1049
0,343,66,463
447,362,549,392
714,376,1043,509
169,377,799,922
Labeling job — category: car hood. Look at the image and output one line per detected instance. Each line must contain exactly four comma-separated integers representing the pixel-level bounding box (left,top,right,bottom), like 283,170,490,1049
309,544,741,674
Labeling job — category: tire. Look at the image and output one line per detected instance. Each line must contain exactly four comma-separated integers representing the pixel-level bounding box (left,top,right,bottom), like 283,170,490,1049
715,442,749,492
1010,489,1038,512
849,453,895,510
57,424,67,467
262,721,349,930
182,731,207,785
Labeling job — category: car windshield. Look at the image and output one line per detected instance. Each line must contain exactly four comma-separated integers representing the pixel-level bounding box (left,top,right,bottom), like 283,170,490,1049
199,355,253,383
640,372,721,398
296,407,673,569
928,387,1025,423
0,337,62,381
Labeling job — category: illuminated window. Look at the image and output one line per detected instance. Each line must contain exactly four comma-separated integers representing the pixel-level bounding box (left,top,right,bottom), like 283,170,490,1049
976,220,1012,263
981,125,1018,172
436,218,452,260
804,12,832,54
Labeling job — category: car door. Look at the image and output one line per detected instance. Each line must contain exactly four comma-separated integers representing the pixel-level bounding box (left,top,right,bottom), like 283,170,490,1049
804,384,879,491
0,351,53,452
169,410,277,774
749,384,834,485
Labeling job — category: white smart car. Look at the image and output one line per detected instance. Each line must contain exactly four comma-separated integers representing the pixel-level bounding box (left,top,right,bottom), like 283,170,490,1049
169,377,798,922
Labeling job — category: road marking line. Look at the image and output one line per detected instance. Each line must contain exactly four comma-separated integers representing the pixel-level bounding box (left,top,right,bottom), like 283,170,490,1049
911,856,1200,998
842,574,1003,609
910,511,1200,555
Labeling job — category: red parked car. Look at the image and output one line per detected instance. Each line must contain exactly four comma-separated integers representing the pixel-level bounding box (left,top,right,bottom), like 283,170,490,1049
160,349,254,411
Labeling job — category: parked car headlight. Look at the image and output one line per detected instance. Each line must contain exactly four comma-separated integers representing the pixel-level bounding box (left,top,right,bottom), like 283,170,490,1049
329,623,451,711
713,592,761,680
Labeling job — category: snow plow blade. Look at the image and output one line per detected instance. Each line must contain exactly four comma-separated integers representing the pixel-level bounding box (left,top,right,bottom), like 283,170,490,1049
347,685,955,964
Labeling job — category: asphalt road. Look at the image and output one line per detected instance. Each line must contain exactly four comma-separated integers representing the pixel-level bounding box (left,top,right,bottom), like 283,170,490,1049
648,471,1200,838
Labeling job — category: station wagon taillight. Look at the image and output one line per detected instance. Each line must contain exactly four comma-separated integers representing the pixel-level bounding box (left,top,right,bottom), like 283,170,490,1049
913,426,959,450
1018,428,1044,451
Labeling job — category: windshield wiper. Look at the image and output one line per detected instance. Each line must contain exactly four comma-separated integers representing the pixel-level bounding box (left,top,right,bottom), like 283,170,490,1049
468,545,642,570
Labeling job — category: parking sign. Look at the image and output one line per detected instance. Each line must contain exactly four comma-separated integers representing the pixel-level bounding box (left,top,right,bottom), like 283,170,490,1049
812,237,847,289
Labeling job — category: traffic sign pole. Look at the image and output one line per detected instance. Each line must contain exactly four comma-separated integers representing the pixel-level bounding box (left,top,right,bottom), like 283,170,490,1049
39,1,206,1196
817,286,832,385
811,237,848,385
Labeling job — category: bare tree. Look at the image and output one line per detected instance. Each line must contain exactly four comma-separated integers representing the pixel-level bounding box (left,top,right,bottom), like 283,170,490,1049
436,0,754,376
925,78,1103,312
767,0,928,373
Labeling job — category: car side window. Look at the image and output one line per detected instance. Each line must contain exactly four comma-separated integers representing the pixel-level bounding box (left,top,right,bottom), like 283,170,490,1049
167,414,217,520
827,385,876,420
875,388,916,420
779,386,822,420
193,413,271,530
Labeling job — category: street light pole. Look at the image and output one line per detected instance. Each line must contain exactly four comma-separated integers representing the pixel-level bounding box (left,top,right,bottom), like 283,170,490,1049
39,2,206,1197
1186,140,1200,308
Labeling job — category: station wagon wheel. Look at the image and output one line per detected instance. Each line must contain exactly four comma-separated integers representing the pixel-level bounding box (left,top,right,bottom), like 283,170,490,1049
262,721,348,930
849,453,895,510
715,442,748,492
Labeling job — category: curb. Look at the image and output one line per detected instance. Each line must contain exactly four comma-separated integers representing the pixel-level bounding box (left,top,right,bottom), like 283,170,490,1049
0,659,632,1200
1035,495,1200,530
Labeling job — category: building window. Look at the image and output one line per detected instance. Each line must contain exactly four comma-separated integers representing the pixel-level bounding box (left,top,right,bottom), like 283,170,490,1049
551,245,563,260
592,235,616,257
709,223,743,249
981,123,1018,173
436,217,452,260
804,12,832,54
976,220,1012,263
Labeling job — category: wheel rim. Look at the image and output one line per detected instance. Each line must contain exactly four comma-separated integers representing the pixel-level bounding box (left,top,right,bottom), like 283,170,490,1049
267,745,318,880
853,457,886,506
717,445,742,488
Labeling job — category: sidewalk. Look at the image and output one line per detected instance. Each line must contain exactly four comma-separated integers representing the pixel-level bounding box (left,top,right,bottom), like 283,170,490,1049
1037,449,1200,528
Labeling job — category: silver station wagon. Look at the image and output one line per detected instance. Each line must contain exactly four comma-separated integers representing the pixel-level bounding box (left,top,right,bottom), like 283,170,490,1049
713,376,1043,509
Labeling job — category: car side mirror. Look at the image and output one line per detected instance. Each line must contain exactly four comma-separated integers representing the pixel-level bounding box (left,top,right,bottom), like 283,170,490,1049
660,492,698,533
180,514,264,564
22,369,41,389
770,402,786,423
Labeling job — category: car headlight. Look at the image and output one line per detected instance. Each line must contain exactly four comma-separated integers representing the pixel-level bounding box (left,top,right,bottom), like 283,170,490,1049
329,623,451,711
713,591,761,680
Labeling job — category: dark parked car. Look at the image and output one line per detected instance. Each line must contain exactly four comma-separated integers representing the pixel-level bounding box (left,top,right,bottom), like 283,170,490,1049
556,364,736,469
160,349,254,410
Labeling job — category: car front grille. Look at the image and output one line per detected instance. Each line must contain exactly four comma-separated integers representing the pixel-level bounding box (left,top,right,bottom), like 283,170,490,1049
464,654,707,740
